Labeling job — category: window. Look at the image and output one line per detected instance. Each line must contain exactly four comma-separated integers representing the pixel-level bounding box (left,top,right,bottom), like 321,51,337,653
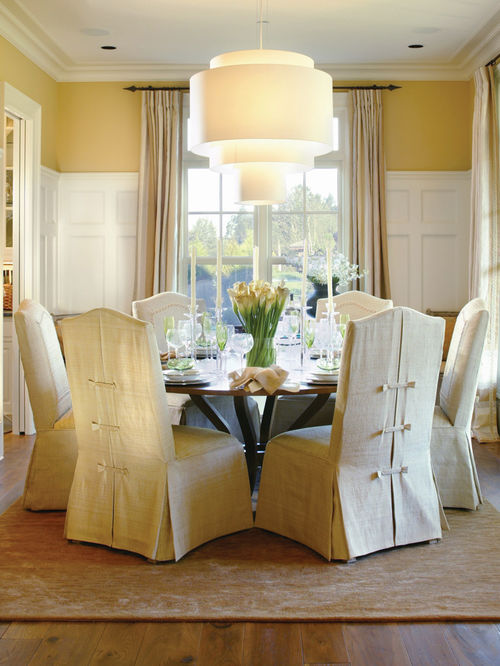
182,93,350,322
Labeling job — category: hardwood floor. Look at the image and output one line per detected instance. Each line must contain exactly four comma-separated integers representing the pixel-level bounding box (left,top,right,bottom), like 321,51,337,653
0,433,499,665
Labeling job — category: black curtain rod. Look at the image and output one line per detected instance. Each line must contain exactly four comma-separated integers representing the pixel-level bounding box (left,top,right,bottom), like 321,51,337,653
124,83,401,93
486,53,499,67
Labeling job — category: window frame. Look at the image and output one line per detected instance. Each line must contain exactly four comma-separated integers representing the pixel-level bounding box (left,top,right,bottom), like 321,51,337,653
180,92,350,294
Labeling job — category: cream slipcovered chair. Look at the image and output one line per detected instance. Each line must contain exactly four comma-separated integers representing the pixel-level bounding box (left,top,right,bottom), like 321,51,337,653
132,292,206,355
132,291,260,441
14,300,77,510
316,290,393,322
256,307,445,562
431,298,488,510
61,308,253,562
270,291,394,438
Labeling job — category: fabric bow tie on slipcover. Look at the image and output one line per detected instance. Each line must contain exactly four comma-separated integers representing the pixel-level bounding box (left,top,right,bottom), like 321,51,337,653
228,365,300,394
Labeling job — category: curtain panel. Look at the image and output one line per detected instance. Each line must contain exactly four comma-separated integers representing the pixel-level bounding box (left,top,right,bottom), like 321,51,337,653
350,90,391,299
469,65,500,442
134,90,183,300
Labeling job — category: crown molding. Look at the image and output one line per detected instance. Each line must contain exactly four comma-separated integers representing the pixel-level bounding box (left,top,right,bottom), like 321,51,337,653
57,63,202,83
318,63,470,82
455,12,500,77
1,0,499,83
0,0,71,80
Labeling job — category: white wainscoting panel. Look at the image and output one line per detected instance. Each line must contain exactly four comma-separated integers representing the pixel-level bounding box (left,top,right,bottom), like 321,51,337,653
40,167,59,312
58,173,138,315
386,171,471,313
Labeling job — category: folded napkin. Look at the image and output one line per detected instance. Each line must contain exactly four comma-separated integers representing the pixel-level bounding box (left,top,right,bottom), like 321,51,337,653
228,365,300,394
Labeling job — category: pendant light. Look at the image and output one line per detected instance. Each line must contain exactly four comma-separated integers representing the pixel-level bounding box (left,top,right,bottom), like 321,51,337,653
188,3,333,205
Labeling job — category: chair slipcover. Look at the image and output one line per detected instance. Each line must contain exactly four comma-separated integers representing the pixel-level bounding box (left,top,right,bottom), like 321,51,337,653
61,308,252,561
132,292,206,355
431,298,488,509
270,291,394,440
256,307,445,561
316,290,393,321
132,291,260,440
14,300,78,510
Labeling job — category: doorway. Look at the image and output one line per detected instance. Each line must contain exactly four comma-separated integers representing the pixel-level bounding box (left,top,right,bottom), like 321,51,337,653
1,83,41,454
3,112,17,435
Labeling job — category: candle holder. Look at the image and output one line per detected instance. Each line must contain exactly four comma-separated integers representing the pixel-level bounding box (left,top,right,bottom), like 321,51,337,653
299,305,311,368
188,306,200,361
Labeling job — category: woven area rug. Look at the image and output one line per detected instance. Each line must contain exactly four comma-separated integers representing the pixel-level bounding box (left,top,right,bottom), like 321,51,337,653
0,499,499,622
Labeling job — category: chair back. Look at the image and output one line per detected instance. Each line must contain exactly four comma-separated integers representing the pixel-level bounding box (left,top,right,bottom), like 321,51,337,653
61,308,175,463
316,291,393,322
439,298,489,428
132,292,206,353
14,299,72,431
330,307,444,551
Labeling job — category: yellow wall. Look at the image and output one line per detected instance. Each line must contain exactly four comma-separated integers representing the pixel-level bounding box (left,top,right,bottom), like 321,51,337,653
382,80,474,171
1,33,474,172
0,36,58,169
57,82,141,172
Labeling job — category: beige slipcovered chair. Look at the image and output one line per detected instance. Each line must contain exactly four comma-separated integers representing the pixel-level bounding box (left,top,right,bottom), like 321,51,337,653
316,290,393,322
132,291,260,441
270,291,394,438
61,308,253,562
14,300,78,510
256,307,445,562
132,292,206,355
431,298,488,510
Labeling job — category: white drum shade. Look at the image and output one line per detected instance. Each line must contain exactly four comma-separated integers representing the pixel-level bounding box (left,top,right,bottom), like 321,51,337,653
189,49,333,205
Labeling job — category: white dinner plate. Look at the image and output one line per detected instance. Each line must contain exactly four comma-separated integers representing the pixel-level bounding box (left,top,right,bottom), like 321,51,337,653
163,368,200,379
305,374,338,385
163,375,212,386
309,371,339,380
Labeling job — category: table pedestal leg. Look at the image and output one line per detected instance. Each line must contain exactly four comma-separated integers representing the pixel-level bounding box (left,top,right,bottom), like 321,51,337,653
288,393,332,431
259,395,277,446
189,395,230,433
233,395,259,491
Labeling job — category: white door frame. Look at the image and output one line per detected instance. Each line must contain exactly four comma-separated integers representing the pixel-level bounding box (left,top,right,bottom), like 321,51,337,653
3,82,41,436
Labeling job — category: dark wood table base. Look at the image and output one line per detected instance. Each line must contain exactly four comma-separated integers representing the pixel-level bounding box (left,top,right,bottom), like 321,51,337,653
166,378,337,491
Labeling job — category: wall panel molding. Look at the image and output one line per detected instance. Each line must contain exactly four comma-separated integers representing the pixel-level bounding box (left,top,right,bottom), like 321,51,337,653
57,172,138,315
40,170,471,322
386,170,471,313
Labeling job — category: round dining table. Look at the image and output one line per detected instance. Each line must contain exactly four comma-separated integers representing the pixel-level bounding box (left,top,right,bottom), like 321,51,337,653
164,367,337,489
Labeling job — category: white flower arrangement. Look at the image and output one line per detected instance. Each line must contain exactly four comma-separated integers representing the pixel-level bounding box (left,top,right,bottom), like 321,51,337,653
286,248,367,287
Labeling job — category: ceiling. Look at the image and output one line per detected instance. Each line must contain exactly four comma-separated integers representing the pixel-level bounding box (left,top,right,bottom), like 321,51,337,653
1,0,499,81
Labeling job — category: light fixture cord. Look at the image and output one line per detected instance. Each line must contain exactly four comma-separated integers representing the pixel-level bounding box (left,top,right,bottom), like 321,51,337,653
258,0,263,49
257,0,269,49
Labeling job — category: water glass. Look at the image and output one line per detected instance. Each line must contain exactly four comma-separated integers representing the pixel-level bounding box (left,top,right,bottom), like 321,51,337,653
230,332,254,369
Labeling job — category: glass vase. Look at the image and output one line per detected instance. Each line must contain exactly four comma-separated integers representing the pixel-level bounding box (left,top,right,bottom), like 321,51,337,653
246,336,276,368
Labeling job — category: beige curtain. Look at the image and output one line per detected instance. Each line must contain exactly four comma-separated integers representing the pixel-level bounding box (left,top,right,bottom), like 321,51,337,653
469,65,500,442
134,90,183,299
350,90,391,299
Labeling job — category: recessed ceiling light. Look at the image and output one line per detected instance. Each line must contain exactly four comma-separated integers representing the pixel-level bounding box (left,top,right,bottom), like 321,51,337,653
408,44,424,49
81,27,109,36
101,45,117,50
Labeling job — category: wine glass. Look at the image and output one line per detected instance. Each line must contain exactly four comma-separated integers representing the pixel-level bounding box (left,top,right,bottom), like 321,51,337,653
165,327,183,354
230,332,254,369
215,321,229,373
216,321,228,351
163,315,175,357
289,310,300,340
303,318,316,364
338,313,350,340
